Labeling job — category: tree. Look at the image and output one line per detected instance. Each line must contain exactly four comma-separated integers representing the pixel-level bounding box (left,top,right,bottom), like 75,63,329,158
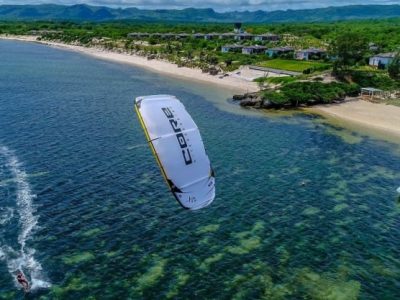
388,53,400,81
206,55,218,65
330,32,367,71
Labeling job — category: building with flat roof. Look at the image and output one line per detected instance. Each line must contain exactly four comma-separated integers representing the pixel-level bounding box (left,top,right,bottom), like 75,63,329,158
192,33,205,39
295,48,327,60
242,45,268,55
204,33,219,40
266,47,294,58
221,45,244,53
234,33,254,41
369,52,397,69
254,33,280,42
219,33,236,39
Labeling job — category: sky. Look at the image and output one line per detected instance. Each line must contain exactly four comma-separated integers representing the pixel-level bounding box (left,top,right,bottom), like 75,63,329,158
0,0,398,12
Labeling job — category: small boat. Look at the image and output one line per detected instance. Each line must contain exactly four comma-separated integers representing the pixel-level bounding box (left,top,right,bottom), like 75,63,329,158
397,187,400,194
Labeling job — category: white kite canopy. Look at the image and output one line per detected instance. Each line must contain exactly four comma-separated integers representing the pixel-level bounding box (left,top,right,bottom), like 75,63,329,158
135,95,215,210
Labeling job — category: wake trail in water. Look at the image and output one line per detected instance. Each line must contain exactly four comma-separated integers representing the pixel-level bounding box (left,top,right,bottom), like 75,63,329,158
0,146,51,291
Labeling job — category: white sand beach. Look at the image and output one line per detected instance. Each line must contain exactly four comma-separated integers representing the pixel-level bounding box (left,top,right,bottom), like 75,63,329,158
311,99,400,139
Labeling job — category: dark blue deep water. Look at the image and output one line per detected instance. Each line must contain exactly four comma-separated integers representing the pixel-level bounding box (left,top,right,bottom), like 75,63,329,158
0,40,400,299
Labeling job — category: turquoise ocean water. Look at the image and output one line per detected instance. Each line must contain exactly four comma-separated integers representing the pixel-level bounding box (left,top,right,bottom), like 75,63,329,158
0,40,400,299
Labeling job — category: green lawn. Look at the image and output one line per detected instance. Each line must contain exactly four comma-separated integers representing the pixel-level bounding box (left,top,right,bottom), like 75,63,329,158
258,59,331,72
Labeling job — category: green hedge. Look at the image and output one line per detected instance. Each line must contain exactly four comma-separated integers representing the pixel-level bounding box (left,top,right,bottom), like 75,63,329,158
262,82,360,107
350,71,400,91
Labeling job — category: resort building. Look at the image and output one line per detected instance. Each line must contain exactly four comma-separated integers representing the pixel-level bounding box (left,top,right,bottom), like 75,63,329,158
192,33,205,39
176,33,190,39
29,30,63,35
234,33,254,41
254,33,280,42
219,33,236,40
127,32,150,39
221,45,244,53
138,33,150,38
127,32,139,38
369,53,397,69
266,47,294,58
204,33,219,40
295,48,327,60
160,33,175,39
126,29,281,44
242,45,268,55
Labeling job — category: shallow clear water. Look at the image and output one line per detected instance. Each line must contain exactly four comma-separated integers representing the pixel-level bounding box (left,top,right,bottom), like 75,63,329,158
0,40,400,299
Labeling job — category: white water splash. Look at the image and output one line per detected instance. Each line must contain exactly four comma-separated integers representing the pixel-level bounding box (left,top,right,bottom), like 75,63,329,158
0,146,51,291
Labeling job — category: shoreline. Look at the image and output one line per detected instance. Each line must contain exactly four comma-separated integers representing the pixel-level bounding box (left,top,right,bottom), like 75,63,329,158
0,35,259,94
2,35,400,141
309,99,400,141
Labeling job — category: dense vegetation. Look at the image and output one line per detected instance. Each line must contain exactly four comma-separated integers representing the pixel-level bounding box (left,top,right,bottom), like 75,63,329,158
348,70,400,91
388,54,400,80
262,82,361,108
1,4,400,23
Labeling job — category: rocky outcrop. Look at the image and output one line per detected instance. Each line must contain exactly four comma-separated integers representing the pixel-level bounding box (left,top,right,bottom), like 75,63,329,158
233,92,263,107
232,94,246,100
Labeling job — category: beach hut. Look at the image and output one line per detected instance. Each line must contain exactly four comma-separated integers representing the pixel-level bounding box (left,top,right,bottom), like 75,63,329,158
360,87,386,100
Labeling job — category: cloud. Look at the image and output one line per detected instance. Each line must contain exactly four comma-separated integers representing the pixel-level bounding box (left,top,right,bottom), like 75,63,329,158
0,0,398,12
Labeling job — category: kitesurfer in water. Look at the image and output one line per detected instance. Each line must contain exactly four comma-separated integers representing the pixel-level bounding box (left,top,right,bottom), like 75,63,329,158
16,270,30,293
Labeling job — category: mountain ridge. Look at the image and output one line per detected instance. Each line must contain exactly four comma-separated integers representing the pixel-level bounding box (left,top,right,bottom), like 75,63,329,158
1,4,400,23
